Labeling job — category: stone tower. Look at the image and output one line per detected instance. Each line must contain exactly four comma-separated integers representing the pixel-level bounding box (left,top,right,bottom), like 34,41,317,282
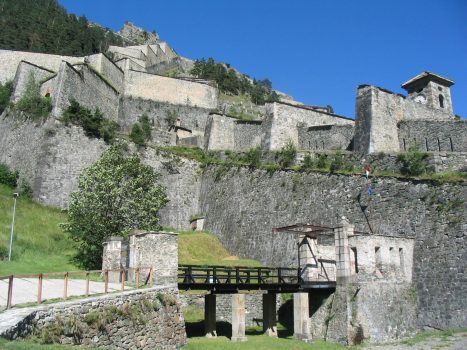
402,71,454,115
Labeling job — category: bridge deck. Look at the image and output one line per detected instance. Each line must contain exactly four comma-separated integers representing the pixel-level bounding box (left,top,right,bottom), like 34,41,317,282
177,265,336,294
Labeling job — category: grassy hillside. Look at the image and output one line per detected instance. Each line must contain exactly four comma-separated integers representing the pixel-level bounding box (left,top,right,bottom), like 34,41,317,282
0,184,75,275
0,184,259,276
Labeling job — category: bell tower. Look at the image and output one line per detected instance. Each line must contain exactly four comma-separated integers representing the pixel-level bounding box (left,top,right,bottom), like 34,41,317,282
401,71,454,115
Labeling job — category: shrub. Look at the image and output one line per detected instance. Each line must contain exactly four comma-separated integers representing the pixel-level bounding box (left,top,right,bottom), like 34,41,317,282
62,99,119,144
0,80,12,114
0,163,18,187
275,141,297,168
316,154,328,169
130,114,152,146
18,178,33,198
397,145,429,176
15,73,51,120
241,146,262,167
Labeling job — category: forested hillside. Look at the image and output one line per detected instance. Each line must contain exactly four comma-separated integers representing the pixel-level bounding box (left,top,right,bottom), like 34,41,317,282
0,0,126,56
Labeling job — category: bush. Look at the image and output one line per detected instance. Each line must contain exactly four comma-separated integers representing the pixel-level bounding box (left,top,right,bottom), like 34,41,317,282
275,141,297,168
62,99,119,144
0,163,18,187
15,73,51,119
130,114,152,146
397,145,429,176
0,80,12,114
240,146,262,167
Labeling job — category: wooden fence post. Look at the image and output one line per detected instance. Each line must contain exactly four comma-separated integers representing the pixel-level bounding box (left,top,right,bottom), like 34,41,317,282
63,272,68,301
85,272,90,297
104,270,109,294
37,273,43,304
7,276,13,309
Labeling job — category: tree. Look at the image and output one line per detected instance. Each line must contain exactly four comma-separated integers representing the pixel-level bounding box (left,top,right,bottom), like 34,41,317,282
62,143,168,269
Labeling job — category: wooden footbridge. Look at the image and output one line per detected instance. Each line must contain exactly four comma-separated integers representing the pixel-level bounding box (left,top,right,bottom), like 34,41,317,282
177,264,336,293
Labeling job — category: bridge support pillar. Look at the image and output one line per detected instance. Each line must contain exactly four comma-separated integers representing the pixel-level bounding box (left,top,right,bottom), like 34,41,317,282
231,294,247,342
204,294,217,338
294,292,312,342
263,293,277,337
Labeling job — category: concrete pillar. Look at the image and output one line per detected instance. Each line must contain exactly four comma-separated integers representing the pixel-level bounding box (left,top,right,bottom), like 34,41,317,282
204,294,217,338
334,217,354,284
263,293,277,337
300,236,320,281
294,292,312,342
101,236,123,283
231,294,247,342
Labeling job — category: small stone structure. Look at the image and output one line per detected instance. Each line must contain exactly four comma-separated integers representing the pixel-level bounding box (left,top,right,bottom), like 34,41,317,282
102,231,178,286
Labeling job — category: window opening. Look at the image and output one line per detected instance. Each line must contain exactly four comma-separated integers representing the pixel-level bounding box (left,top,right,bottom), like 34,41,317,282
439,94,444,108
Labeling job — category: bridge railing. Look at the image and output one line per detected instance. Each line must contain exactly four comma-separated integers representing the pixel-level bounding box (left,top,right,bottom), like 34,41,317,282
178,265,301,286
0,267,153,310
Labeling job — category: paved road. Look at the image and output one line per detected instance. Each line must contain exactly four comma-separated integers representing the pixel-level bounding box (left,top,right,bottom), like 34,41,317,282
0,277,127,307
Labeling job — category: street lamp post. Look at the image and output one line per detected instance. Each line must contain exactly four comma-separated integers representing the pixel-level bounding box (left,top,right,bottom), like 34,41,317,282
8,193,18,262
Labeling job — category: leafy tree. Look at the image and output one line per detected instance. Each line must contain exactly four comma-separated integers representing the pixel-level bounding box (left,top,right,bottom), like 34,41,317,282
0,0,126,56
15,73,52,119
62,143,168,269
190,57,279,105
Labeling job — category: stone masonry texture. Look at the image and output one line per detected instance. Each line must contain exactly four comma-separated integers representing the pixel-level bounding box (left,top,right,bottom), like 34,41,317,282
198,166,467,330
2,287,186,350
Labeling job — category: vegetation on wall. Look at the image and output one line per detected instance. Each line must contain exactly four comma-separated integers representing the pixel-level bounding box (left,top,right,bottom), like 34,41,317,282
0,80,13,114
62,99,119,144
14,74,51,119
62,143,168,269
0,163,18,188
130,114,152,146
190,58,279,105
397,145,429,176
0,0,126,56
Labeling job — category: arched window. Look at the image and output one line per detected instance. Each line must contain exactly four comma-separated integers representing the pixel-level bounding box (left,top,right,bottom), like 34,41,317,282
439,94,444,108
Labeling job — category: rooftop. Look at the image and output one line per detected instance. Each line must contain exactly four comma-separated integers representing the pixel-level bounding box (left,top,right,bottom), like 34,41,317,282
401,71,454,92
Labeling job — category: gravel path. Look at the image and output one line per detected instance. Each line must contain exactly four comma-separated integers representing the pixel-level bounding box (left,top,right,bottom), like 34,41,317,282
0,277,127,307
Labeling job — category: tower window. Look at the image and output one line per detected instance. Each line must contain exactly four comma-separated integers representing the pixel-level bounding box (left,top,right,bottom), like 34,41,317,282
439,94,444,108
438,86,443,91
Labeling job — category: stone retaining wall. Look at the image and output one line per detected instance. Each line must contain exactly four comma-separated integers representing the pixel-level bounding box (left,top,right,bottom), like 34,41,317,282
2,286,186,350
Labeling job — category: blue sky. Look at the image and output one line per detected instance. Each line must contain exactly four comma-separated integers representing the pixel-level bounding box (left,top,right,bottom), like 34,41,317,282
60,0,466,119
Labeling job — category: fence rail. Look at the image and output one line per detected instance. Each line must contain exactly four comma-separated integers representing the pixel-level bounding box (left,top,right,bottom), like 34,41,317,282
0,267,153,310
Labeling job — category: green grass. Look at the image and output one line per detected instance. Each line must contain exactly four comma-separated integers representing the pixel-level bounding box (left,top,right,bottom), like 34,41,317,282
0,338,80,349
183,333,346,350
178,231,261,267
0,185,77,276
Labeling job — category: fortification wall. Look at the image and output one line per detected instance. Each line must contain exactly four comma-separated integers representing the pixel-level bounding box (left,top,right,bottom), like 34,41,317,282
124,70,218,109
86,53,124,93
199,166,466,329
262,102,354,151
52,63,119,121
354,86,457,154
234,120,262,151
398,119,467,153
11,61,55,102
204,114,236,151
298,124,354,151
141,149,202,230
0,50,84,84
119,96,211,135
3,287,186,350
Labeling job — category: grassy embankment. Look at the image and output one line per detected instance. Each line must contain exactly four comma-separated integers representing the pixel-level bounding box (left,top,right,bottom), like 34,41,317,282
0,184,259,276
